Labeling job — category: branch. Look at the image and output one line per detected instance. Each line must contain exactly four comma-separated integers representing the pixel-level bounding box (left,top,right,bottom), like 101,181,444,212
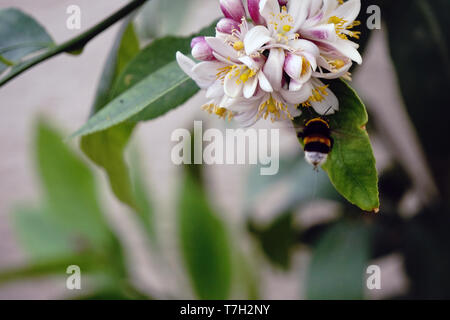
0,0,149,87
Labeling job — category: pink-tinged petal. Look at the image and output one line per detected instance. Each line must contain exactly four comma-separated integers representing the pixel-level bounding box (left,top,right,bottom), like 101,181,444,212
290,39,320,57
259,0,280,22
263,48,285,90
280,84,312,105
301,24,337,42
243,25,272,55
243,75,258,98
258,71,273,92
191,36,204,48
284,53,303,80
205,37,239,62
216,18,241,34
191,36,215,61
220,0,246,22
332,0,361,27
248,0,265,25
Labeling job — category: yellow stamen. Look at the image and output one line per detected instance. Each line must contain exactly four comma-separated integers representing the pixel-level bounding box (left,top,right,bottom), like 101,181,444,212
282,25,292,32
301,57,310,76
330,59,345,69
257,95,293,122
202,104,233,120
233,40,244,51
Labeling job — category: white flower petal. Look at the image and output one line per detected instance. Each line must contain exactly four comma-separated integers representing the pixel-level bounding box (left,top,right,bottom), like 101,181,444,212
244,25,272,55
310,86,339,115
289,78,303,91
176,51,195,77
290,39,320,57
259,0,280,22
206,80,224,98
280,84,312,105
263,48,285,90
243,75,258,98
224,73,244,97
205,37,239,62
324,38,362,64
258,71,273,92
290,0,311,32
332,0,361,27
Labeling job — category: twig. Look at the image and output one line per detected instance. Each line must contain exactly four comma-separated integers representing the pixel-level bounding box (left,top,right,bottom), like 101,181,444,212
0,0,149,87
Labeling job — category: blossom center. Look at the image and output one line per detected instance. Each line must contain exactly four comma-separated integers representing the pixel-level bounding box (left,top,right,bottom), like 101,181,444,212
268,6,297,44
229,65,256,84
328,16,361,40
302,85,329,107
203,104,233,120
258,95,293,122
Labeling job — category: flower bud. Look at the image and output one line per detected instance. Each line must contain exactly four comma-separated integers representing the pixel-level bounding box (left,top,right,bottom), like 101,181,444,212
219,0,246,22
216,18,240,34
247,0,265,25
191,36,215,61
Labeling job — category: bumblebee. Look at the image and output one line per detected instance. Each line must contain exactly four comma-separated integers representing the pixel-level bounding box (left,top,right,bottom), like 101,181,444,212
297,117,333,168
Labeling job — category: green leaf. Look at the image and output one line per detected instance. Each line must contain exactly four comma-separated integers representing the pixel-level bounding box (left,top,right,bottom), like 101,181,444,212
306,221,372,300
12,206,73,261
296,80,379,212
251,212,297,270
73,21,217,138
80,23,216,210
91,20,140,115
0,8,54,74
0,252,97,285
178,168,233,299
129,147,156,243
81,20,141,209
73,57,196,138
36,120,112,249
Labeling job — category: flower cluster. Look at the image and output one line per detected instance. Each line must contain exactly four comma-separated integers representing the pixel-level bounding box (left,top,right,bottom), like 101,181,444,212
176,0,362,126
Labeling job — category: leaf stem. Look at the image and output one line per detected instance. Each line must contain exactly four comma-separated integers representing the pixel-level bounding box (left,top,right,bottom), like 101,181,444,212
0,0,149,87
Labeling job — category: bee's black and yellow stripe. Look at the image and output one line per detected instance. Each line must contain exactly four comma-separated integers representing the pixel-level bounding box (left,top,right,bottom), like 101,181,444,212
298,118,333,154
